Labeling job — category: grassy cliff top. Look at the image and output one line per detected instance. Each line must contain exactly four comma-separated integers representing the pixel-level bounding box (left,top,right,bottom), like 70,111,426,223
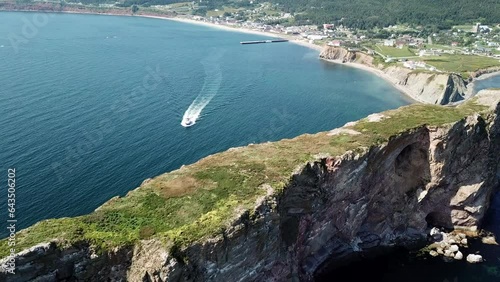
0,99,493,258
421,55,500,78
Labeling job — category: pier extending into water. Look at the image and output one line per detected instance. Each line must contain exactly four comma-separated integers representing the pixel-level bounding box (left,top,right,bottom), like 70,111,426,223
240,39,289,45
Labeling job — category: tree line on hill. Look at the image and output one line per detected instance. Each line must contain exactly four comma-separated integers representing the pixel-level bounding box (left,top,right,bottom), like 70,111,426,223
17,0,500,29
267,0,500,29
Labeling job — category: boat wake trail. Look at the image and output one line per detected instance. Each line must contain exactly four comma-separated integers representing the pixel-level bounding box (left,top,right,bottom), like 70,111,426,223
181,51,223,127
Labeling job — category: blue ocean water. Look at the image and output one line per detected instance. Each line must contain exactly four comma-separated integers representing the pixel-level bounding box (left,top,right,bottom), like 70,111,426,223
473,74,500,92
0,12,412,234
0,11,499,281
319,192,500,282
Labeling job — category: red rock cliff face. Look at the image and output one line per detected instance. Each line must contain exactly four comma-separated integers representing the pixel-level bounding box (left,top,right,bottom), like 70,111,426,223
138,100,500,282
2,98,499,282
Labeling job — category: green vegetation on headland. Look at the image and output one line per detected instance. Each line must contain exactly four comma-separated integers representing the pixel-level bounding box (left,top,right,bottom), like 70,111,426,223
422,55,500,77
371,45,417,58
368,51,500,79
1,0,499,258
0,98,490,258
268,0,500,28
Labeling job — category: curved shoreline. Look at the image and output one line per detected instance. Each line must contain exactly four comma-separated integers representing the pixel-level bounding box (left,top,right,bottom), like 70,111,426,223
95,14,500,103
2,9,499,104
5,9,418,100
148,15,500,103
133,16,423,103
144,15,324,51
0,9,322,51
319,58,423,103
107,14,421,103
0,9,500,280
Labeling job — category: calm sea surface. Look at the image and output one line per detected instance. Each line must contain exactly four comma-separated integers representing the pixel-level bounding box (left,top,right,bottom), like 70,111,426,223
0,11,410,232
473,74,500,92
0,11,498,281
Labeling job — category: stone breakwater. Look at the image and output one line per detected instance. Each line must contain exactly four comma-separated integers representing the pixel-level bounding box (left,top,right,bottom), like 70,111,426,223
319,47,470,105
1,91,499,282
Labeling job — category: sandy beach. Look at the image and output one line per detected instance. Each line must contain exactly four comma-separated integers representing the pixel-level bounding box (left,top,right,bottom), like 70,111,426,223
146,14,426,102
321,57,500,103
473,70,500,81
141,16,425,101
465,70,500,96
6,9,498,103
318,58,426,103
141,15,324,51
0,9,440,103
141,14,500,104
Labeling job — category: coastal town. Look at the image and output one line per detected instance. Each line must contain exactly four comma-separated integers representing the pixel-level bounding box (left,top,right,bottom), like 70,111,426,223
1,0,499,78
32,0,493,78
2,0,500,281
182,14,500,77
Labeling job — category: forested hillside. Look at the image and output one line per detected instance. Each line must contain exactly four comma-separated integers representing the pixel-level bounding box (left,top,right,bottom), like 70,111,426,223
5,0,500,28
269,0,500,28
135,0,499,28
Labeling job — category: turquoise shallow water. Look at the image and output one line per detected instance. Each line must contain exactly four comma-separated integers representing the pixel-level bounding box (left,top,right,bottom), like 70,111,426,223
0,12,411,234
473,74,500,92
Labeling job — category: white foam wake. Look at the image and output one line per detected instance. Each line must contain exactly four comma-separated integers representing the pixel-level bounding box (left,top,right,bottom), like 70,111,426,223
181,53,223,127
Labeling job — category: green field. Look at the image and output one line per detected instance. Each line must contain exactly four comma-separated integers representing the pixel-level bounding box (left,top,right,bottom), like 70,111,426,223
384,25,418,32
206,6,242,17
423,55,500,77
421,44,454,50
453,25,474,32
374,45,416,58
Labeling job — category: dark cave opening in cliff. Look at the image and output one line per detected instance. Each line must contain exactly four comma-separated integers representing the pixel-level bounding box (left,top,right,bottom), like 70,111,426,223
314,246,445,282
394,141,431,194
425,211,453,230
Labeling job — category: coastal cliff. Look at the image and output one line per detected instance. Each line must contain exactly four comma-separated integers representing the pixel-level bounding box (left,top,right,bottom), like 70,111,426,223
319,46,374,65
1,91,499,281
469,66,500,82
319,47,469,105
383,66,468,104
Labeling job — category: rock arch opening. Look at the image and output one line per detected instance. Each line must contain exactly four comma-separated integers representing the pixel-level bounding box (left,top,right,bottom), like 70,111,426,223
394,142,430,194
425,211,453,229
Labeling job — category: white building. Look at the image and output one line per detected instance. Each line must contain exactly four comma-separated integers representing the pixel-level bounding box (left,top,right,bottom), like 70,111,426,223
328,40,342,47
384,39,395,47
419,50,440,57
403,61,416,70
307,35,327,40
